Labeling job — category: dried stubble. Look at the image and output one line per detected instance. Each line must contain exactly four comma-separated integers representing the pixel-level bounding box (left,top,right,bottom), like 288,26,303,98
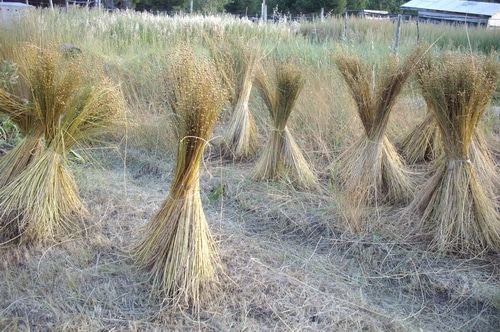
407,52,500,254
252,58,318,190
133,47,226,307
333,47,425,231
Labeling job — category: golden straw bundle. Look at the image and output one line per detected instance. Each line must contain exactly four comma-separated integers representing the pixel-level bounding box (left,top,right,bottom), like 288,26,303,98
333,48,424,230
133,47,226,307
252,58,318,190
0,44,44,188
408,52,500,254
0,45,124,243
399,113,441,164
400,51,441,164
207,36,261,160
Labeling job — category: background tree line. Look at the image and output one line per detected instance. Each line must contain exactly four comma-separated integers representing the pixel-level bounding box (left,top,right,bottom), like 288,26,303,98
132,0,500,16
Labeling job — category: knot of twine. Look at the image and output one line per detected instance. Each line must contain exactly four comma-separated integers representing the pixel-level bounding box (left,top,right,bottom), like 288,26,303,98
447,158,471,170
365,138,382,145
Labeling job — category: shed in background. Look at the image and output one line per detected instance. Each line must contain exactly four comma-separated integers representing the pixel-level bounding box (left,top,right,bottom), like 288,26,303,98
401,0,500,27
0,2,33,27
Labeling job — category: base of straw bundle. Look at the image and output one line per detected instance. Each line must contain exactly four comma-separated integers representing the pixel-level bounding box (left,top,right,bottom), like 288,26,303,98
134,180,221,307
409,159,500,254
338,136,415,231
0,150,87,243
222,103,258,160
253,127,318,190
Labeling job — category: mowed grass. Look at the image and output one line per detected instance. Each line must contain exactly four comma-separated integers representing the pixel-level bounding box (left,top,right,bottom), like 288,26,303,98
0,7,499,331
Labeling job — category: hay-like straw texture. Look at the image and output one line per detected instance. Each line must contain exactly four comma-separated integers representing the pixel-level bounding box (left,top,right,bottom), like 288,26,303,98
399,55,442,164
208,36,260,160
408,52,500,254
0,45,124,243
133,47,226,307
333,48,424,230
252,58,318,190
0,45,44,188
399,113,441,164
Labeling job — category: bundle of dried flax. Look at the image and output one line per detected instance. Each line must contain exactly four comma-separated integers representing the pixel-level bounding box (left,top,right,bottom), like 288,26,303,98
133,47,226,307
408,52,500,254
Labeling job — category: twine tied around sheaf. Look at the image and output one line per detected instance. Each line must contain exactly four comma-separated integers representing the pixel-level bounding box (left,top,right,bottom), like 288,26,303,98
365,137,383,145
166,188,201,202
447,158,471,170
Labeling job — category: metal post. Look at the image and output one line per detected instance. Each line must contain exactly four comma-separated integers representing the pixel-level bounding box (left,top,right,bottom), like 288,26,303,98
261,0,267,22
393,14,402,55
343,11,347,41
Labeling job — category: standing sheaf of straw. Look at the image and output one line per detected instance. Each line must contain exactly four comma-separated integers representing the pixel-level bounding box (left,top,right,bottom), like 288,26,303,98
407,52,500,254
0,44,45,189
333,48,424,231
207,35,261,160
399,54,442,164
252,58,318,190
133,47,226,307
0,44,124,243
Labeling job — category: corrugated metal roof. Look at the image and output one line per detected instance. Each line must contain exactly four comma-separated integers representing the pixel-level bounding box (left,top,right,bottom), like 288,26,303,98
401,0,500,16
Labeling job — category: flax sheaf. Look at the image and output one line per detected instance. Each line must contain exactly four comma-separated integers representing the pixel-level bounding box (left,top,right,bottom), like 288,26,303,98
407,52,500,254
333,47,425,232
133,47,226,308
399,53,441,164
252,58,318,190
207,35,261,160
0,44,124,243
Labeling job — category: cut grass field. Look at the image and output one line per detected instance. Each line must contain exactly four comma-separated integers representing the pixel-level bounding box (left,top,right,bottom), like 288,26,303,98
1,152,498,331
0,8,499,331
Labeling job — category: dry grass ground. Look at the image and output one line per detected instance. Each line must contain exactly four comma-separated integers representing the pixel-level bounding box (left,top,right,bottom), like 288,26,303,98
0,132,498,331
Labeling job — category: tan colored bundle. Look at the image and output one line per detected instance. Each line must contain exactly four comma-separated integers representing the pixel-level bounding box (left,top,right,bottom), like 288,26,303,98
399,52,441,164
0,44,44,188
252,58,318,190
0,45,124,243
207,36,261,160
334,48,424,230
399,113,441,164
408,52,500,254
133,47,226,307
